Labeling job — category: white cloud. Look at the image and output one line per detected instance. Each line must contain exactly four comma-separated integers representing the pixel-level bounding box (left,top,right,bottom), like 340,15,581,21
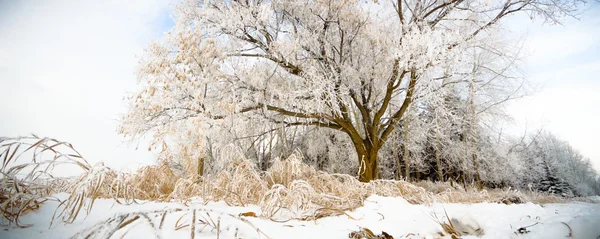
0,0,173,172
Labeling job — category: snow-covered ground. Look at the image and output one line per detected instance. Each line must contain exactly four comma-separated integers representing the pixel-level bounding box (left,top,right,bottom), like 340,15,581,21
1,194,599,239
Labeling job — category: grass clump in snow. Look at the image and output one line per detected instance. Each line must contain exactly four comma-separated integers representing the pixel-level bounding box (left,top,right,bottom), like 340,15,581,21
1,135,91,227
1,135,593,228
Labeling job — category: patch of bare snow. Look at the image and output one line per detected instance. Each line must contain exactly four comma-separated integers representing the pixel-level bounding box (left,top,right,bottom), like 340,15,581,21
1,194,599,238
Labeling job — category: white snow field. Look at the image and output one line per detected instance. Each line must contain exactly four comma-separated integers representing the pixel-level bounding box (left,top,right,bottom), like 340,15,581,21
1,194,599,239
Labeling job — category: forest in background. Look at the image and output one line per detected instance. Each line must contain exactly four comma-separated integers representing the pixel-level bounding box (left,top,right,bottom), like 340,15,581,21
117,0,600,196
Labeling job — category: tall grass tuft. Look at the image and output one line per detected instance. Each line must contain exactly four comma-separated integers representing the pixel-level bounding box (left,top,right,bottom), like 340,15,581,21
1,135,91,227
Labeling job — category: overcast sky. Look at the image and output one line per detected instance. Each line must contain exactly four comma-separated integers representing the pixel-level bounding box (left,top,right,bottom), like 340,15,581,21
0,0,173,171
1,1,599,172
505,4,600,171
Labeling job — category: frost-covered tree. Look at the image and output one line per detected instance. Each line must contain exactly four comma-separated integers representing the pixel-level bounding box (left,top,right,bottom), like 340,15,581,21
384,39,529,184
120,0,582,182
511,131,600,196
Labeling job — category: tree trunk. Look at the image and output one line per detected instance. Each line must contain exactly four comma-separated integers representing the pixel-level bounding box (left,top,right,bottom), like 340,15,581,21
403,113,410,182
472,151,482,190
469,76,482,190
357,145,379,182
393,134,402,180
435,126,443,182
435,145,443,181
197,157,204,177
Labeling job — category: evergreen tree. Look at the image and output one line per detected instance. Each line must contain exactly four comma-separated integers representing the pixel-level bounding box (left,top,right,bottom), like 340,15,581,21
537,160,573,196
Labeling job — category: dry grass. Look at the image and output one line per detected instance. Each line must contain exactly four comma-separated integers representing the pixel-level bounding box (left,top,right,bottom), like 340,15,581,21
0,135,91,227
1,135,593,228
432,210,461,239
413,180,573,204
128,163,177,201
70,207,273,239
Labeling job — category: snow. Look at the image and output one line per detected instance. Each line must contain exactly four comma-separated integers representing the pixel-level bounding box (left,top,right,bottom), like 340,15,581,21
1,194,599,239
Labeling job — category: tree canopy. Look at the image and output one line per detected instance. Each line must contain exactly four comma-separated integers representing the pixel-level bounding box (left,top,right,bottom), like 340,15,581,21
120,0,582,182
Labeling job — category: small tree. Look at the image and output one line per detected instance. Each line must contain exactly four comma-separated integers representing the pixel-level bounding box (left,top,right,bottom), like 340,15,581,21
120,0,581,182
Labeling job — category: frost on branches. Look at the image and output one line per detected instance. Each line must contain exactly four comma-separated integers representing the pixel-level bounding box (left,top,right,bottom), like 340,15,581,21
119,0,581,182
